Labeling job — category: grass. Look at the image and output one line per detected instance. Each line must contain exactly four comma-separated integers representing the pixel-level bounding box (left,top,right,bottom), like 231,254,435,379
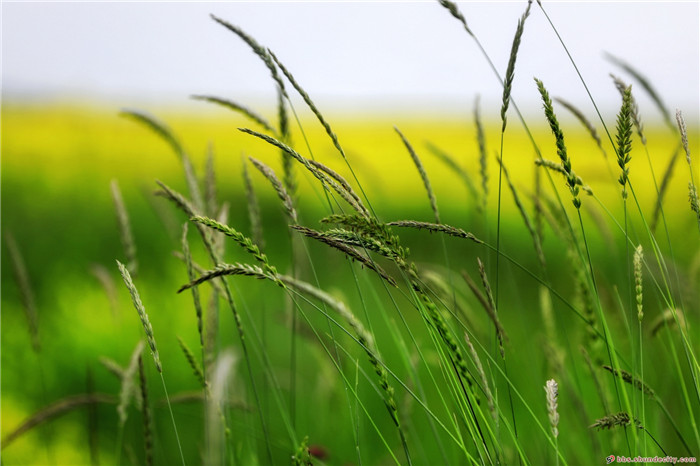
2,3,699,465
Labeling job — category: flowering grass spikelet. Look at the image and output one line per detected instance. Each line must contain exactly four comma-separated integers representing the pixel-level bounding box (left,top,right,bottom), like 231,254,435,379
545,379,559,438
615,85,634,199
535,78,581,208
634,245,643,321
117,261,162,373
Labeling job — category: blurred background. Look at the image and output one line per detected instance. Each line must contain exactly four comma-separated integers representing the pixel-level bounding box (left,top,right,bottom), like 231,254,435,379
2,2,699,464
3,2,699,117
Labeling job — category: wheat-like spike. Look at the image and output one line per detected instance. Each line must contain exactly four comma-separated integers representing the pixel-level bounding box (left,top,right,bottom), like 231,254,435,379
137,355,153,466
465,332,496,421
676,109,691,166
602,365,654,398
535,78,581,208
249,157,298,225
535,160,593,195
111,180,138,276
396,127,440,223
178,263,277,293
178,337,206,388
436,0,473,36
615,85,634,199
192,95,278,137
500,1,533,132
204,143,218,217
690,183,700,219
242,159,265,252
589,411,642,430
321,213,407,260
605,52,673,129
210,15,286,95
290,226,398,287
208,14,295,204
634,245,644,321
309,159,369,217
477,258,507,357
5,232,41,352
676,110,700,229
387,220,483,244
268,49,348,161
475,96,489,209
320,228,403,263
120,110,182,156
182,224,204,347
154,181,197,215
425,142,479,202
239,128,367,216
118,341,145,426
190,215,277,276
315,168,369,217
497,156,546,269
121,110,204,211
238,128,315,172
554,97,607,157
611,75,646,145
117,261,162,373
544,379,559,438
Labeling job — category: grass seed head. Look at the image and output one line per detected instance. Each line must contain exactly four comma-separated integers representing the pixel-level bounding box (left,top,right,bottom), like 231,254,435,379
500,1,532,132
535,78,581,208
589,412,642,430
634,245,644,321
615,85,634,198
117,260,162,373
544,379,559,438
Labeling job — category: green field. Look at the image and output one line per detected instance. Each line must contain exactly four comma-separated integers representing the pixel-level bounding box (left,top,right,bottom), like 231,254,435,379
2,4,700,466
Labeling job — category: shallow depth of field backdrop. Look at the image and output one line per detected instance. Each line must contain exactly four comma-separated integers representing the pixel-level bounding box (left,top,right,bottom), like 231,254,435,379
2,2,699,465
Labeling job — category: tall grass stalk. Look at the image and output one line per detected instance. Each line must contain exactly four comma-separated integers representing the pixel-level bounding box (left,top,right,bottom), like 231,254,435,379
156,181,275,463
495,0,532,304
116,261,186,466
538,11,695,434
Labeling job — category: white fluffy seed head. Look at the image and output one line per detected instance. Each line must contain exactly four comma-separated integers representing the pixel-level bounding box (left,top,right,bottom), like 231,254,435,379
545,379,559,438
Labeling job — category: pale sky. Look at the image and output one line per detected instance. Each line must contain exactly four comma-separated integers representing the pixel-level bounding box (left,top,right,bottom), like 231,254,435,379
2,1,699,120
